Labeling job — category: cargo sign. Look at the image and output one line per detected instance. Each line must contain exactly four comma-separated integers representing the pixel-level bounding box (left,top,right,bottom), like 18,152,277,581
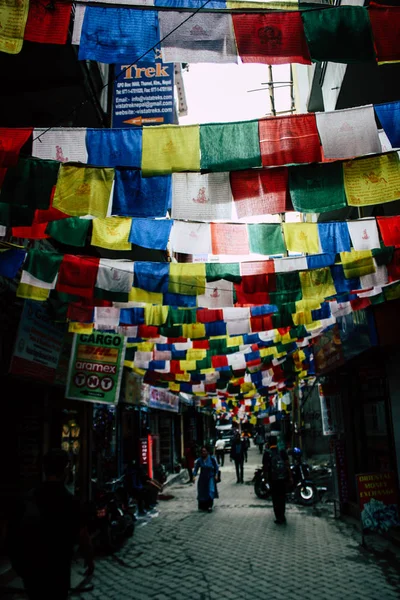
356,472,400,533
66,333,126,404
113,55,174,128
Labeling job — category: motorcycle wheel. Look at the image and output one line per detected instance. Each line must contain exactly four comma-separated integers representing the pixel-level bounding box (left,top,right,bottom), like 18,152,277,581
125,514,135,538
254,480,269,500
295,484,315,506
107,522,122,552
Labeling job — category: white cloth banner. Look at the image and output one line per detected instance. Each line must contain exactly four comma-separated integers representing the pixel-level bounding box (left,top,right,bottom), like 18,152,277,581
32,128,88,163
96,259,134,292
226,318,250,336
172,172,232,221
197,279,234,309
94,307,121,328
170,221,211,255
360,262,388,288
159,13,238,64
347,219,380,251
316,105,381,159
273,256,308,273
223,307,250,321
227,353,247,370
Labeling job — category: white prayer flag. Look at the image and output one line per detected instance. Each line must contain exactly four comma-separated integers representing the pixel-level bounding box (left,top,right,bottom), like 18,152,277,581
226,318,250,336
197,279,234,309
20,271,57,290
273,256,308,273
170,221,211,255
360,261,388,288
32,128,88,163
94,307,121,328
96,259,134,293
172,172,233,221
347,219,380,251
72,5,86,45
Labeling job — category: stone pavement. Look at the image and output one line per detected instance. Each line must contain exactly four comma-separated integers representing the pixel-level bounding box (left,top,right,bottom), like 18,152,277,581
5,446,400,600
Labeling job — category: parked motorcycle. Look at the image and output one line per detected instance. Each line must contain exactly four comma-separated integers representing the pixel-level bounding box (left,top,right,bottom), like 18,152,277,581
253,467,270,500
290,448,327,506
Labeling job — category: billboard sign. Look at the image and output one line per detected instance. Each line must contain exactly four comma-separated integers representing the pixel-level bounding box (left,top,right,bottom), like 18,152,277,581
356,472,400,533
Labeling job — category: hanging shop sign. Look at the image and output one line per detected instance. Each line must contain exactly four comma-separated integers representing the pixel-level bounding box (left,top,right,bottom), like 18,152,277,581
10,300,67,384
148,386,180,413
113,54,175,128
356,472,400,534
318,384,344,436
66,332,126,404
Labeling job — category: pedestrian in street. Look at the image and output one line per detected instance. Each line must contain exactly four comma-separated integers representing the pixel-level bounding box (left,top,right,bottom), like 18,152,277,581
7,448,94,600
214,436,226,467
241,432,250,463
255,431,265,454
230,434,246,483
192,446,219,512
262,436,292,525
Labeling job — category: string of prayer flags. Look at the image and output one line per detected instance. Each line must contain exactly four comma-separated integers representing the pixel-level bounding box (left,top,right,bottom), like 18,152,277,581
343,152,400,207
376,216,400,249
374,102,400,149
200,121,261,172
168,263,206,296
91,217,132,250
56,255,100,299
171,172,232,221
347,219,380,252
129,218,173,250
282,222,319,254
259,114,321,167
79,7,159,64
159,12,237,64
32,128,88,163
232,11,311,65
86,129,142,168
230,167,289,217
247,224,286,256
45,218,91,247
211,223,250,255
24,0,73,45
1,157,60,210
288,161,346,213
141,125,200,176
301,6,375,64
0,0,29,54
368,3,400,64
340,250,375,280
170,221,211,255
53,164,114,218
96,259,134,293
0,128,32,167
316,105,381,160
113,169,171,218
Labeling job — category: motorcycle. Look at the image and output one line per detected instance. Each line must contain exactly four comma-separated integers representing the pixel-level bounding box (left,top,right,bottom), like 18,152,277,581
289,449,328,506
253,467,270,500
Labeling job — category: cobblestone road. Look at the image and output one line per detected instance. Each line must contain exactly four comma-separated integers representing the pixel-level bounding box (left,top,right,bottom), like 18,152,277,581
72,446,400,600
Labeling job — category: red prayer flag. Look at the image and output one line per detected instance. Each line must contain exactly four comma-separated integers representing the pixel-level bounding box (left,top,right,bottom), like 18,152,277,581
67,303,94,323
24,0,73,45
240,260,275,276
0,168,7,187
0,128,33,167
230,167,290,217
377,216,400,248
196,308,223,323
235,274,270,305
56,255,99,299
232,12,311,65
211,223,250,255
12,222,49,239
368,4,400,63
350,297,371,311
192,340,210,349
250,315,274,332
138,324,158,338
259,114,322,167
33,186,69,224
387,248,400,282
212,355,229,368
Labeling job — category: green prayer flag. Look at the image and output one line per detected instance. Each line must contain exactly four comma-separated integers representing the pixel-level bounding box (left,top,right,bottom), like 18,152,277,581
159,325,183,338
369,292,385,305
200,121,262,172
24,249,63,283
288,162,346,213
384,281,400,302
301,6,376,63
272,303,296,328
372,246,394,266
196,356,212,370
206,263,241,283
94,288,130,303
167,307,197,326
209,338,228,353
290,325,308,339
0,203,34,227
46,218,91,248
270,273,302,304
248,224,286,255
1,157,60,210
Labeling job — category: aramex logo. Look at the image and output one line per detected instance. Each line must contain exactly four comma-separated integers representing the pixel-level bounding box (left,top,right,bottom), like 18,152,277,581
75,361,117,374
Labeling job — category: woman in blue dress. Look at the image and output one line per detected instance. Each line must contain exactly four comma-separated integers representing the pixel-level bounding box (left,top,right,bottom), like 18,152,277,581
193,446,219,512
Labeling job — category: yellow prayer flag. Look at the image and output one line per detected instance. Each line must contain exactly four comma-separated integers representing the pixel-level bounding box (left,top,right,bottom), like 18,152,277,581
175,373,191,382
68,322,94,334
344,153,400,207
182,323,206,339
282,223,320,254
169,382,180,392
169,263,206,296
137,342,154,352
124,360,134,368
227,336,244,347
200,368,215,375
299,268,336,302
179,360,197,372
91,218,132,251
142,125,201,176
144,304,169,326
129,287,163,304
340,250,375,279
281,332,292,344
17,282,50,302
186,348,207,361
0,0,29,54
53,165,114,218
250,416,257,425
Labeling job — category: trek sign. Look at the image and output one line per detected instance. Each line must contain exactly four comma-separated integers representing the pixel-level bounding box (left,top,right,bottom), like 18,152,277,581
66,333,126,405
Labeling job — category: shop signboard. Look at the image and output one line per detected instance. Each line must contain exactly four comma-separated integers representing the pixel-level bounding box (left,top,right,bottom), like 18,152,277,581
318,384,343,436
313,324,345,375
148,387,180,413
113,52,174,128
335,440,349,505
356,472,400,533
10,300,66,384
66,332,126,404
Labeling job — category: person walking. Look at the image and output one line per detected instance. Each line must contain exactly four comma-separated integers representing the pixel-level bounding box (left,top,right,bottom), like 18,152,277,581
242,433,250,463
262,435,292,525
230,434,246,483
255,431,265,454
192,446,219,512
214,436,226,467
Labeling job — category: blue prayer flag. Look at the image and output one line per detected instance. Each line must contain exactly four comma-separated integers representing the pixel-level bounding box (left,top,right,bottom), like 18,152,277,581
331,265,360,293
0,248,26,278
374,102,400,149
163,292,197,308
134,262,169,293
113,169,171,218
129,219,173,250
86,129,142,168
318,222,351,255
307,253,336,270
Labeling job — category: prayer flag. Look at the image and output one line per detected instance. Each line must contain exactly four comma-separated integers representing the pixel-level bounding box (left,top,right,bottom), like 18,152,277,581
301,6,376,63
211,223,250,255
300,267,336,302
270,272,301,304
129,218,172,250
24,0,72,44
374,102,400,149
347,219,380,251
282,222,320,254
343,153,400,207
113,169,171,218
171,172,232,221
259,114,321,167
134,262,169,293
318,222,351,255
12,223,49,239
200,121,261,172
274,256,307,273
230,167,289,217
306,253,336,270
387,249,400,283
170,221,211,254
32,128,88,163
1,157,59,210
168,263,206,296
368,4,400,64
96,259,134,293
340,250,375,279
56,255,100,299
376,216,400,248
0,248,25,278
142,125,200,176
91,217,132,250
288,162,346,213
79,7,159,64
86,129,142,168
159,12,237,64
17,282,50,302
20,271,57,290
360,261,388,289
0,0,29,54
232,12,311,65
331,264,360,294
46,218,91,247
247,224,286,256
0,128,32,167
316,105,381,160
24,249,62,284
53,164,114,218
206,263,241,283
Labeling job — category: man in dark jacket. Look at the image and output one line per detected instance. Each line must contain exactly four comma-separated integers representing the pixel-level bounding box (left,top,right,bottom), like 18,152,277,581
230,434,246,483
263,436,292,525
